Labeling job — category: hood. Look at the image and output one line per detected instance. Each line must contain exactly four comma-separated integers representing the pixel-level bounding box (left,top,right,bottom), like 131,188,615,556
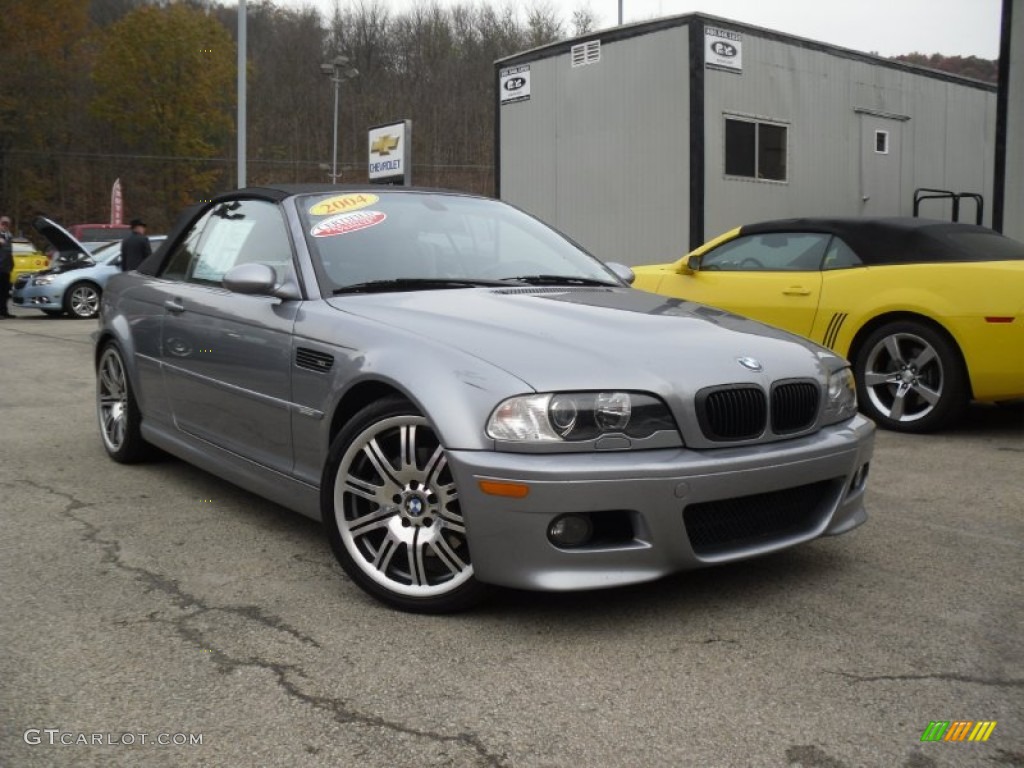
32,216,92,259
327,286,840,395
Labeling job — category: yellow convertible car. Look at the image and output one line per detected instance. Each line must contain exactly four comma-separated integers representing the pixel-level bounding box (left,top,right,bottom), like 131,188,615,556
632,218,1024,432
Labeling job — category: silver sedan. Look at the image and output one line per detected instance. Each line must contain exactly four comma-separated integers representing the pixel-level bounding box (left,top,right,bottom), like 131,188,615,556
95,186,874,612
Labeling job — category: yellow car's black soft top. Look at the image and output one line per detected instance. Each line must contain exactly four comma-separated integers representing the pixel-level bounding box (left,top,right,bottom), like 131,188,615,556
740,217,1024,266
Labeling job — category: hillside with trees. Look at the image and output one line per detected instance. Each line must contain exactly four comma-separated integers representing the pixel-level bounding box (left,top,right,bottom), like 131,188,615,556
0,0,995,232
0,0,596,231
891,53,998,84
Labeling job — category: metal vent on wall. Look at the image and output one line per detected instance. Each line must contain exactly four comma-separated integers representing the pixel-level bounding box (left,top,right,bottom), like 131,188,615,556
571,40,601,67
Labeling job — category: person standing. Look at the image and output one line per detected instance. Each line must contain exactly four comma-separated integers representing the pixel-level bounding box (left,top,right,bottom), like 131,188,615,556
0,216,14,318
121,218,152,272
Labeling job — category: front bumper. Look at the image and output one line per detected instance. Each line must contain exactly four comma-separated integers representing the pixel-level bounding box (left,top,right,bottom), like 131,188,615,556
447,415,874,591
12,284,64,309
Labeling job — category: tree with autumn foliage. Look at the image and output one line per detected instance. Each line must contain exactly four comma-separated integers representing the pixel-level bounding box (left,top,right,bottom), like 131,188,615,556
91,3,236,218
0,0,95,230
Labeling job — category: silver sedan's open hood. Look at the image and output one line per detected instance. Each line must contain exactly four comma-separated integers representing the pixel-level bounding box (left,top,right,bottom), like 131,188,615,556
328,286,839,394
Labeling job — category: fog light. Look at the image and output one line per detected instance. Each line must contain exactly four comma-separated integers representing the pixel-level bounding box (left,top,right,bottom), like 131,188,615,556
548,514,594,548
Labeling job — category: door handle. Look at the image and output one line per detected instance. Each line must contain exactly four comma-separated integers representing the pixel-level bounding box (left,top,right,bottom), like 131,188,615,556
782,286,811,296
164,298,185,313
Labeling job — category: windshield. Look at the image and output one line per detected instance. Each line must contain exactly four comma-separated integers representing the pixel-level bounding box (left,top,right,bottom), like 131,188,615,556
297,191,618,293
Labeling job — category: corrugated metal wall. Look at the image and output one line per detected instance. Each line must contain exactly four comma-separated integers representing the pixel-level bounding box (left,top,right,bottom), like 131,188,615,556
1006,0,1024,241
499,16,998,263
703,34,995,239
499,27,691,265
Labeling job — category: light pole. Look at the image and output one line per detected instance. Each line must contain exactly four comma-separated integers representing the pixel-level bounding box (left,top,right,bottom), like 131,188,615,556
320,55,359,183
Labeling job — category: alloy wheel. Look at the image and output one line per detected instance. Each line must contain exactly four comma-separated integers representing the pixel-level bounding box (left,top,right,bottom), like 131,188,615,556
97,347,129,452
69,284,100,318
333,414,473,598
861,331,944,424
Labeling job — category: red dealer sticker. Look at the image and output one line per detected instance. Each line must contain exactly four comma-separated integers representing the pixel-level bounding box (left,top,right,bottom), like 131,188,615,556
311,210,387,238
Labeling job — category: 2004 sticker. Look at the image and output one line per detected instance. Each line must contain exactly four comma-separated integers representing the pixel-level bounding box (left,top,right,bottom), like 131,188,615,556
309,193,379,216
310,210,387,238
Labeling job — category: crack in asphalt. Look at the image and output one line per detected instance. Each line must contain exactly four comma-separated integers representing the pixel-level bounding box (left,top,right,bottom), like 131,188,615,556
831,670,1023,689
27,479,510,767
0,324,94,345
787,745,942,768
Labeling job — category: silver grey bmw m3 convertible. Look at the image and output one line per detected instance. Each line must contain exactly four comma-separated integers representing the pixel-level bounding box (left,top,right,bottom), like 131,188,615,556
95,185,874,612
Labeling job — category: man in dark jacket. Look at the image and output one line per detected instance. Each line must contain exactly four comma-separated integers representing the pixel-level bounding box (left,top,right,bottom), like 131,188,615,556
0,216,14,318
121,218,152,272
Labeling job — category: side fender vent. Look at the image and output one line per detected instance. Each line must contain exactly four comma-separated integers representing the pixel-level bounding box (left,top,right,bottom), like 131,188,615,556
296,347,334,373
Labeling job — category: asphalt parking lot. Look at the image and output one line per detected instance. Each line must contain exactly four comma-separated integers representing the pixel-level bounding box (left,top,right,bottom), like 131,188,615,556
1,308,1021,768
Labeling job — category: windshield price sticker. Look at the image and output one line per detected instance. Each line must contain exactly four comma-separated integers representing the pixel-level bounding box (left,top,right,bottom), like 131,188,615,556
309,193,379,216
311,211,387,238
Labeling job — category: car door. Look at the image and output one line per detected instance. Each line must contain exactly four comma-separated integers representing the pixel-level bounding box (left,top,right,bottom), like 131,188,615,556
154,199,300,474
659,232,828,336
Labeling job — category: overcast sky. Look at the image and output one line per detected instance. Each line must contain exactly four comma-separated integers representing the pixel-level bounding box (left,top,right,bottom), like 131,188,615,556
283,0,1003,60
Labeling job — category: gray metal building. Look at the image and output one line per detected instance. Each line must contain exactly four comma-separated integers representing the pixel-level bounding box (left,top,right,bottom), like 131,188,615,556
995,0,1023,241
496,13,1000,266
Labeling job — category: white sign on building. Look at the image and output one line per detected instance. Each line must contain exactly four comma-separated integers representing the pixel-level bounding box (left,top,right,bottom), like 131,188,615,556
705,27,743,73
499,65,531,105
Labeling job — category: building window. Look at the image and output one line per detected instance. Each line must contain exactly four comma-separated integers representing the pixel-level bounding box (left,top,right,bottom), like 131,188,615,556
874,130,889,154
725,117,788,181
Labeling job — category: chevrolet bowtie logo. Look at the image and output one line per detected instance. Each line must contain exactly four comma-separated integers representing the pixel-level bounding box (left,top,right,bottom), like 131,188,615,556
371,135,400,155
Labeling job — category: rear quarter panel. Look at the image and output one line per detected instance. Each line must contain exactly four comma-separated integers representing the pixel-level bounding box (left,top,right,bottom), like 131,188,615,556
816,262,1024,400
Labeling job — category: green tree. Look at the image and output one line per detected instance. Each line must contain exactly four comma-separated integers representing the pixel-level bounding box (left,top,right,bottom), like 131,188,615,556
91,3,236,214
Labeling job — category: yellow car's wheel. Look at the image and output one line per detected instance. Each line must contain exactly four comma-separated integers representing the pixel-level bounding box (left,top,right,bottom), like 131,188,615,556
853,320,967,433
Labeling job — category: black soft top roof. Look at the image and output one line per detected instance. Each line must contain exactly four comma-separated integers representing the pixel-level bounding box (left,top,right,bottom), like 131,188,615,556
740,217,1024,265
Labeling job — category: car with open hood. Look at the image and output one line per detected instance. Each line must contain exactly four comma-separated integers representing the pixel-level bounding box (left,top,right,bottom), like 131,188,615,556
95,185,874,612
11,238,50,283
12,217,162,318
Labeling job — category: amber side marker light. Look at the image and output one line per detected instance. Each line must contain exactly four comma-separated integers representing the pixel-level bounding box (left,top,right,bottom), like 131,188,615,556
984,317,1015,323
478,480,530,498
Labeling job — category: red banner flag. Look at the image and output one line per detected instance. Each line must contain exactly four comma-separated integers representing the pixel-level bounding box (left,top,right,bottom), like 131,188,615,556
111,178,124,225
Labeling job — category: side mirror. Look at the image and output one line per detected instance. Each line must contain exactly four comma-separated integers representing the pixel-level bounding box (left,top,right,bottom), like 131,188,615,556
679,254,699,275
222,263,301,300
605,262,635,285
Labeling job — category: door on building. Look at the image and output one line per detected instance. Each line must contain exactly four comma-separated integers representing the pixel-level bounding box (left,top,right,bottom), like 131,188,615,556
859,114,905,216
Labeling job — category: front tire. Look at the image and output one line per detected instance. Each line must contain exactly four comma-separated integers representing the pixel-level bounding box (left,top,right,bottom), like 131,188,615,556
322,397,486,613
65,281,101,319
853,320,967,432
96,342,152,463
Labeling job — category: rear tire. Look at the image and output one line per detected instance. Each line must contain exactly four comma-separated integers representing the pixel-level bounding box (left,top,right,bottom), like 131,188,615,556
321,396,487,613
853,320,967,432
96,342,153,463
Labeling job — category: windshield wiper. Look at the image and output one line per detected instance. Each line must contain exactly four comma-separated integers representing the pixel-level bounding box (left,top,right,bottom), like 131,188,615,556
333,278,507,295
500,275,618,286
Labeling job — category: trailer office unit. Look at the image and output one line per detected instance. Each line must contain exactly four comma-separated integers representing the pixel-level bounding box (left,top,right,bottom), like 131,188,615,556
995,0,1022,241
496,14,998,267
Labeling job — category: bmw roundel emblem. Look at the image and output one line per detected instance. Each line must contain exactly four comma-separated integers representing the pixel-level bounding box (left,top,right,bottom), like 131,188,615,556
737,357,763,372
406,497,424,516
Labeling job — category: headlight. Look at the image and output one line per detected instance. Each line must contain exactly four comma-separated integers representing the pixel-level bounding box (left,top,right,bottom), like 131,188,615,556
822,367,858,425
32,276,55,286
487,392,678,442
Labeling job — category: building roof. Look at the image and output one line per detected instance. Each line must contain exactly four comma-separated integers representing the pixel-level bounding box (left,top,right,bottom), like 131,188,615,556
496,12,996,92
